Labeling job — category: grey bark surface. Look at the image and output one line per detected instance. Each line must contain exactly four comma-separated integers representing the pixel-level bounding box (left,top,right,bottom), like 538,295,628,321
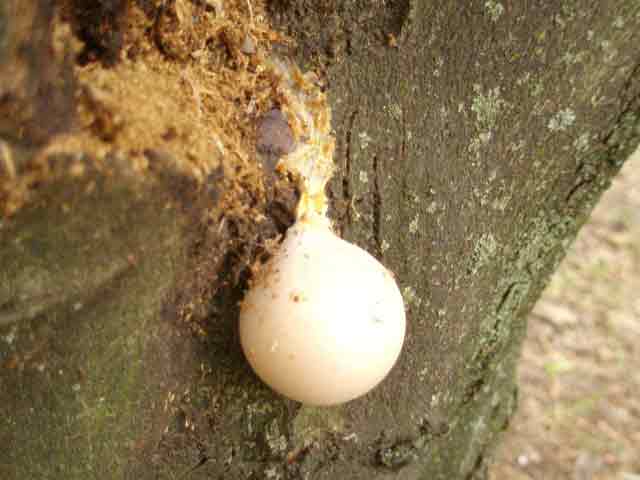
2,1,640,479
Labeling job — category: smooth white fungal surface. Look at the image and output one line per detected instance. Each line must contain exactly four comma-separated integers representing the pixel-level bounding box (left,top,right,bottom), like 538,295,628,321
239,58,406,405
239,218,406,406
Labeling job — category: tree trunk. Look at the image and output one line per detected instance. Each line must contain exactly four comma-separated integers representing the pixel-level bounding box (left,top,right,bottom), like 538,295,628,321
1,1,639,479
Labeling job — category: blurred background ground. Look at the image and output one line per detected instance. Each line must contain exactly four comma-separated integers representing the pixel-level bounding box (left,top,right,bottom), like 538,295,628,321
490,147,640,480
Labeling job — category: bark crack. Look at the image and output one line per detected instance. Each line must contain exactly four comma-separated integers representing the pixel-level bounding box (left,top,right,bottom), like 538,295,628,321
341,108,359,234
567,60,640,204
372,154,383,258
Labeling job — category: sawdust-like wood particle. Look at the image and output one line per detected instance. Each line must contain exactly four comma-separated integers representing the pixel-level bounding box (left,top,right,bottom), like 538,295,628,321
1,0,293,217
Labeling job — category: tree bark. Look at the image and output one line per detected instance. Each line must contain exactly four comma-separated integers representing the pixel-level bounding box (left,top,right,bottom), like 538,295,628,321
1,1,639,479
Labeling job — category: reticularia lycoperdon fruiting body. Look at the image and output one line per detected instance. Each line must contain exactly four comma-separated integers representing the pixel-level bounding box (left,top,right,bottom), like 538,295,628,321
239,216,406,406
239,58,406,405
